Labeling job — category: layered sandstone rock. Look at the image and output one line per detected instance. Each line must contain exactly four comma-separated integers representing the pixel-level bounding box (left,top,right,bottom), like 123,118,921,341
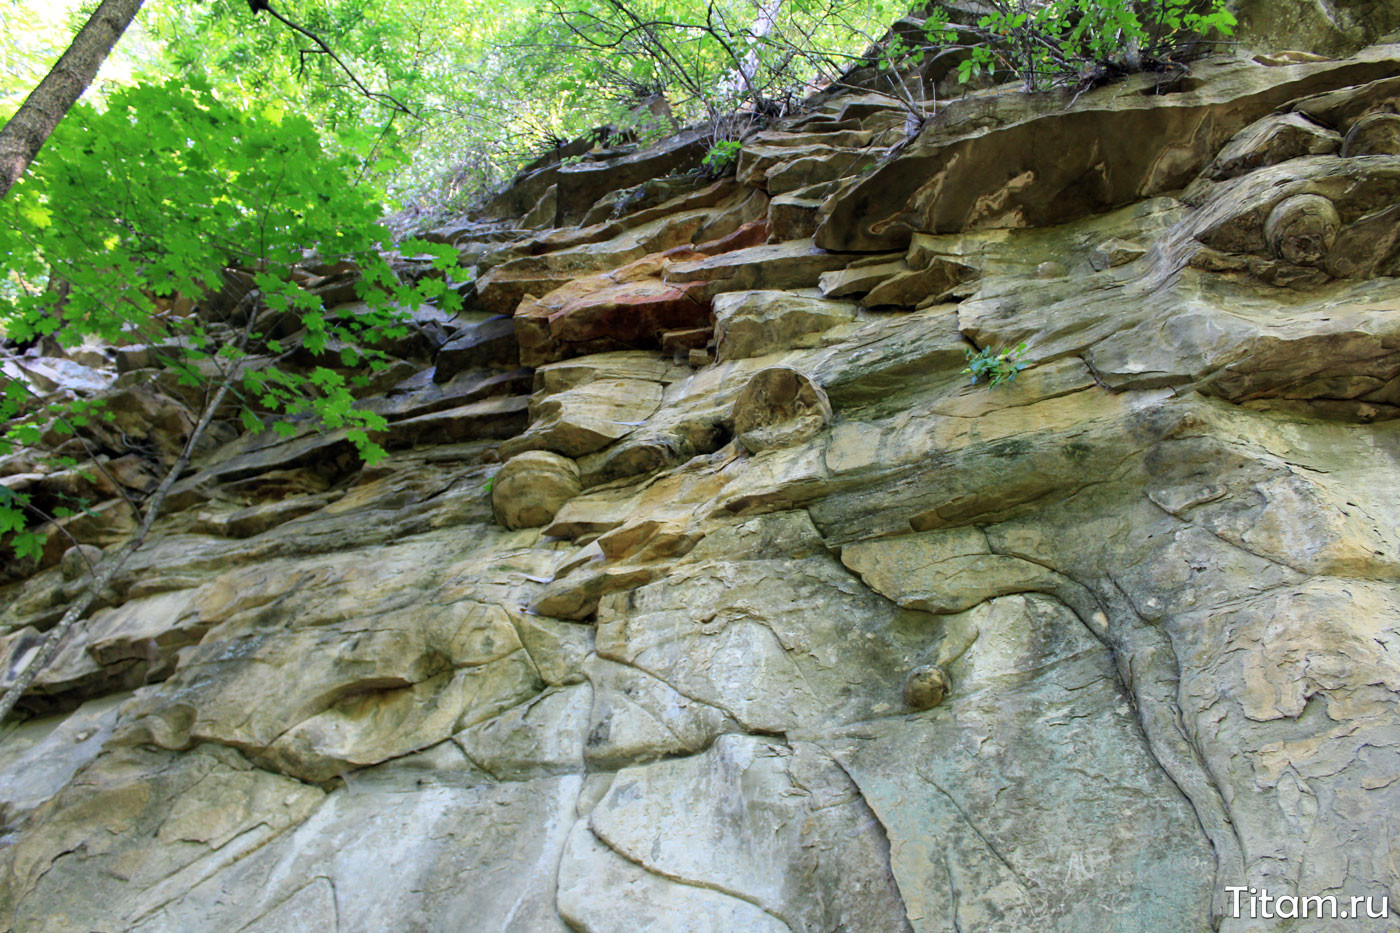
3,35,1400,933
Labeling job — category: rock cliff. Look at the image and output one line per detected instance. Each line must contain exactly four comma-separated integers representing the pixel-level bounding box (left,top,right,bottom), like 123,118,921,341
3,19,1400,933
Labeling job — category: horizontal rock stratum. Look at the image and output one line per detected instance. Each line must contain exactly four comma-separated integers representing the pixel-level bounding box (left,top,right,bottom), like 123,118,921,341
4,26,1400,933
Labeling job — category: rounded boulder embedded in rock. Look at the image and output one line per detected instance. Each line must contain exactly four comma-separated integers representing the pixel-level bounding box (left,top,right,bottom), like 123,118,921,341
904,664,950,711
491,451,582,530
732,367,832,453
1341,112,1400,157
1264,193,1340,267
60,544,104,581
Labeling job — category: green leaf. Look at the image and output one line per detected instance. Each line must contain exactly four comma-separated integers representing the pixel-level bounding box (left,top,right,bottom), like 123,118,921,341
11,530,46,560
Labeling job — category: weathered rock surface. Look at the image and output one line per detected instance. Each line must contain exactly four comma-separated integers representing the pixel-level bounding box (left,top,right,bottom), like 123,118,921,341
5,31,1400,933
1232,0,1400,55
712,289,857,360
815,48,1400,251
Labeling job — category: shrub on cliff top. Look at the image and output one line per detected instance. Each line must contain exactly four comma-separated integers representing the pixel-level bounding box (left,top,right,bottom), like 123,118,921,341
922,0,1238,93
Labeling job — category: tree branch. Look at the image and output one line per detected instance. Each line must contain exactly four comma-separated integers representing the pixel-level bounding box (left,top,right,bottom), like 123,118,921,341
254,2,418,117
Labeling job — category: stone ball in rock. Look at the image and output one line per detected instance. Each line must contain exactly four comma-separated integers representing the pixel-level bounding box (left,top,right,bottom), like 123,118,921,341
1341,112,1400,157
1264,194,1340,267
732,367,832,454
904,664,950,711
1034,261,1068,279
491,451,582,530
60,544,104,581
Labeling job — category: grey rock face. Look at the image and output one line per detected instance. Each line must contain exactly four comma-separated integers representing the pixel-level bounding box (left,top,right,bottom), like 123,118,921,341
1231,0,1400,55
5,33,1400,933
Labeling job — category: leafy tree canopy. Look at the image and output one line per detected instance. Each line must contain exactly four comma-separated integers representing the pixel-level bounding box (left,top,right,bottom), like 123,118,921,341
140,0,913,208
0,76,462,559
4,0,1237,214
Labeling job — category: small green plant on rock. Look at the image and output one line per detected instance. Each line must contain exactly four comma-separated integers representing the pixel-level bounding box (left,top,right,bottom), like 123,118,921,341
700,139,743,175
963,343,1030,388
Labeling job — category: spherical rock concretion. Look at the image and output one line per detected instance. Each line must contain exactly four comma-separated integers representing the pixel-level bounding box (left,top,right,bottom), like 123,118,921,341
491,451,582,530
731,367,832,453
1264,193,1340,267
60,544,104,581
904,664,951,711
1341,112,1400,157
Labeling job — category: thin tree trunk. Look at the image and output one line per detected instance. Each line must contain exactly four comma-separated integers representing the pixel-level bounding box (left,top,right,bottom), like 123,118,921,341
0,0,146,200
734,0,783,96
0,295,257,728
